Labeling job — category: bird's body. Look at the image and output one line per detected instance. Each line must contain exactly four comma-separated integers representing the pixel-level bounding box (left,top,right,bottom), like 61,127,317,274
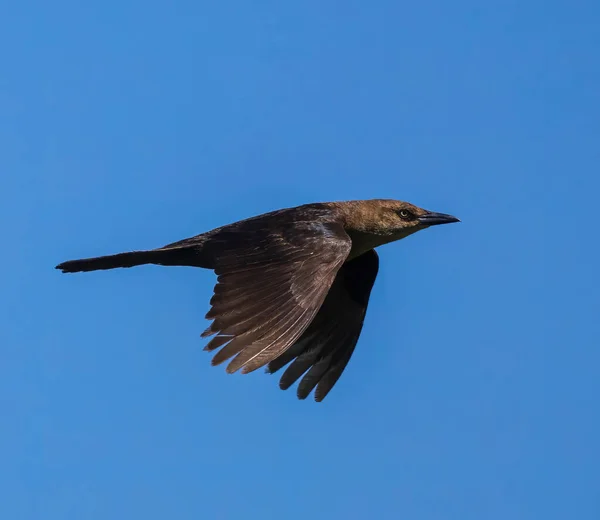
57,199,459,401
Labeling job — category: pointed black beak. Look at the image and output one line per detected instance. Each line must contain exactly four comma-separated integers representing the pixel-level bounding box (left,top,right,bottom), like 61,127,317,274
418,211,461,226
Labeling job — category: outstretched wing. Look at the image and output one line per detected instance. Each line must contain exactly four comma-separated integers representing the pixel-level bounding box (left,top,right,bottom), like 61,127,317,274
267,249,379,401
202,218,352,376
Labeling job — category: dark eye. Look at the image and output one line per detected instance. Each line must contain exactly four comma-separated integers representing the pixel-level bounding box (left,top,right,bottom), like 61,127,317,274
399,209,413,220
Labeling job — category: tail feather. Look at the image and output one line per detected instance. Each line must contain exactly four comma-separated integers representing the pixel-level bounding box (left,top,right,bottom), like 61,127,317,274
56,250,162,273
56,244,211,273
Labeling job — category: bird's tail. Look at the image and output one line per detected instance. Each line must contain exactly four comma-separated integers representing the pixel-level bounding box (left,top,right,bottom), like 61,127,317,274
55,245,207,273
56,250,160,273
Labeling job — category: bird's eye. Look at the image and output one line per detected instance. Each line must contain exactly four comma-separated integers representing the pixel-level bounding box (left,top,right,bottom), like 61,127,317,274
399,210,413,219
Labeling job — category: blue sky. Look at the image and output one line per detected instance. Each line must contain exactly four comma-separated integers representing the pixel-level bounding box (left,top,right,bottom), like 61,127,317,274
2,1,599,519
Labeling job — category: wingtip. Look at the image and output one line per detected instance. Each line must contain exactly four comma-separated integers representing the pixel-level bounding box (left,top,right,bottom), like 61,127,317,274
224,361,239,374
313,392,326,403
296,390,309,401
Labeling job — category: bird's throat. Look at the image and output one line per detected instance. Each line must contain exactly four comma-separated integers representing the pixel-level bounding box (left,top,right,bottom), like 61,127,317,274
346,228,420,259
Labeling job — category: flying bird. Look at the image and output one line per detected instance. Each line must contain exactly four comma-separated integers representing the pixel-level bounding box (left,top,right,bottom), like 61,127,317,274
56,199,459,401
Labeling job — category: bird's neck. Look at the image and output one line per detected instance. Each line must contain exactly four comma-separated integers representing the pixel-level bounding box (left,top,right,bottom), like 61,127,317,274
346,228,419,259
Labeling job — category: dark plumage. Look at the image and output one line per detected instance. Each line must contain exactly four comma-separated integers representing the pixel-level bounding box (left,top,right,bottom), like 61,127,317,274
56,199,459,401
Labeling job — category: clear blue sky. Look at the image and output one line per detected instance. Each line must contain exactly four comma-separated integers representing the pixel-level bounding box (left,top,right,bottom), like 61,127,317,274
2,1,599,519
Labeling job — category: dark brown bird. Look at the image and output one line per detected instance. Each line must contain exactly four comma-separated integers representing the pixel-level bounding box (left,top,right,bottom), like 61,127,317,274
56,199,459,401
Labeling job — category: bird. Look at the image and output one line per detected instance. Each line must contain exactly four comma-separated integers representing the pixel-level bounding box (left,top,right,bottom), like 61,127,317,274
56,199,459,401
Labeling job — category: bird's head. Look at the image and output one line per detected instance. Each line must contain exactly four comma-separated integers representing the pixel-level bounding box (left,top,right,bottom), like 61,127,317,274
377,199,460,234
341,199,460,244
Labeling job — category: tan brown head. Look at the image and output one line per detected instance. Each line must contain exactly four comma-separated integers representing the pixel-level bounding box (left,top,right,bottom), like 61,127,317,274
335,199,460,257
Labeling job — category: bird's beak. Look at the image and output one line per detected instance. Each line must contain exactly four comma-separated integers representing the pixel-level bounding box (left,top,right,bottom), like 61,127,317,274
418,211,461,226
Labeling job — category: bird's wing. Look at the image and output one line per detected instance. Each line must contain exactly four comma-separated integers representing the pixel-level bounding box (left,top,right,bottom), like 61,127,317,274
266,249,379,401
202,219,352,375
